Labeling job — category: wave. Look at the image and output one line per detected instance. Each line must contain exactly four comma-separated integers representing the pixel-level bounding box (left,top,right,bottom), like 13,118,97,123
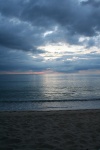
0,98,100,103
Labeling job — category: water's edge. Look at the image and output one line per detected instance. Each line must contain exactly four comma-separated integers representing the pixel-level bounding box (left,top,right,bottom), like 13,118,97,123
0,100,100,111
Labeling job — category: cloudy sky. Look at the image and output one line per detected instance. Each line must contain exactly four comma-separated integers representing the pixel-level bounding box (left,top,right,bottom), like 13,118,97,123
0,0,100,74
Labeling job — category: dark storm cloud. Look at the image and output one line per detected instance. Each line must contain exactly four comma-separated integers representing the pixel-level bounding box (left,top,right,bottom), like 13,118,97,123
54,53,100,73
0,0,100,49
82,0,100,7
0,47,46,72
21,0,100,36
0,13,45,53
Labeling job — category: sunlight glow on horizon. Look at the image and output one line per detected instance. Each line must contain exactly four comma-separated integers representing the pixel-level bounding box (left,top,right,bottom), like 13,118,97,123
1,69,100,75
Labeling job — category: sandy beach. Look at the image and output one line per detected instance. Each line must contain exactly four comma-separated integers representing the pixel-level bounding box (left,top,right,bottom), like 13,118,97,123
0,110,100,150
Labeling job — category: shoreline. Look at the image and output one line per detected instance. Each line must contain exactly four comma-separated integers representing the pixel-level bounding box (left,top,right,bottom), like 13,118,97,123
1,99,100,111
0,109,100,150
0,108,100,115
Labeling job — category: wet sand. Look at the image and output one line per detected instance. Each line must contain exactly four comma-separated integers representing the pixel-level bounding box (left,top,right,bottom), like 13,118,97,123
0,110,100,150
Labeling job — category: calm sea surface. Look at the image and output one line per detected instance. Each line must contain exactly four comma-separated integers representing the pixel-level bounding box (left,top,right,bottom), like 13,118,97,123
0,74,100,111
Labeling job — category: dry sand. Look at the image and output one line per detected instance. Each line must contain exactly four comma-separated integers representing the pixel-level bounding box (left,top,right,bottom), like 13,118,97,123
0,110,100,150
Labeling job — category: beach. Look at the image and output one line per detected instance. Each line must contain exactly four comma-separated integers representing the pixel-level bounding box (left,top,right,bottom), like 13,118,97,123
0,110,100,150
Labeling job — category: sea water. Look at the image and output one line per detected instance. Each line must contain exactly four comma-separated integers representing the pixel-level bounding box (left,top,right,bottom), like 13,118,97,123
0,74,100,111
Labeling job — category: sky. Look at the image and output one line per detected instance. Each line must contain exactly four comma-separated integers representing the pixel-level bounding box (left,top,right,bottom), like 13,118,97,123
0,0,100,74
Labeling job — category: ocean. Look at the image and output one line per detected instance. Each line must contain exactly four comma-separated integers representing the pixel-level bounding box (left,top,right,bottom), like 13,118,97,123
0,74,100,111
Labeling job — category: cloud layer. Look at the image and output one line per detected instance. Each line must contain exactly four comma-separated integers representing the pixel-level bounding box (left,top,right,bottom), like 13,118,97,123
0,0,100,73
